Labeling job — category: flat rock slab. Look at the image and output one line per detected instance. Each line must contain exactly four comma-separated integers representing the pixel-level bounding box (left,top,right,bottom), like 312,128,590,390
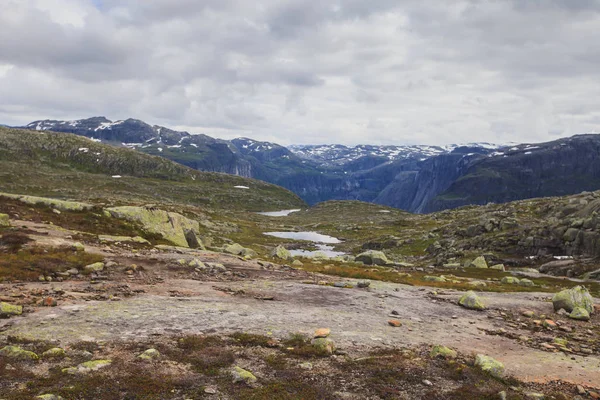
2,279,599,387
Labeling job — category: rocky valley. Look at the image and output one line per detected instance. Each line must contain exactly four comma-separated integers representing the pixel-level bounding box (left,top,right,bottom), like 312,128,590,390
0,126,599,399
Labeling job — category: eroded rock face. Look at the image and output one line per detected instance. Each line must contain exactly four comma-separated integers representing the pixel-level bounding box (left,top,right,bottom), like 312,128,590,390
552,286,594,314
355,250,389,265
105,206,201,248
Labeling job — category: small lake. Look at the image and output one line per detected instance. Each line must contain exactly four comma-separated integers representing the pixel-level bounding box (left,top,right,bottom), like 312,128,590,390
263,231,341,244
263,231,345,258
257,209,301,217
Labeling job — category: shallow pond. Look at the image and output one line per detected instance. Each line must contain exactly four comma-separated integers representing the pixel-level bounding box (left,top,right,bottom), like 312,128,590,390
256,209,301,217
263,231,345,257
263,231,341,243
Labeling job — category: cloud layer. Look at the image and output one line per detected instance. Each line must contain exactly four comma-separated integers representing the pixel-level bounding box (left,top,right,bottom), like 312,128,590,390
1,0,599,145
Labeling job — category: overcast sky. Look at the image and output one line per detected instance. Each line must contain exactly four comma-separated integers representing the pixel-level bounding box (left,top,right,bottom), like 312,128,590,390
1,0,600,145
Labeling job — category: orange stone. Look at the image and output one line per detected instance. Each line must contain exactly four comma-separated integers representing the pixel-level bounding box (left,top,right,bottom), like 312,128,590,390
388,319,402,327
314,328,331,338
543,319,557,328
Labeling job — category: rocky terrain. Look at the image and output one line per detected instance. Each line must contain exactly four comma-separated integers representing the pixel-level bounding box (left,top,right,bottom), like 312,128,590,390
1,125,600,399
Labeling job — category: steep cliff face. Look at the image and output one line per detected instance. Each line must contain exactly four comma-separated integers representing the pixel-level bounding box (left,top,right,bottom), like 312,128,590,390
425,135,600,212
373,148,489,212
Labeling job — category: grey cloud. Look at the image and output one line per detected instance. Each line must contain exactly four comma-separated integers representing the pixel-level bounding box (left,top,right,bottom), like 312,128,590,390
1,0,600,145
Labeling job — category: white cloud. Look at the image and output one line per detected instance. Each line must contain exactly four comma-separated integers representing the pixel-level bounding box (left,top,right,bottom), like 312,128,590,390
1,0,600,145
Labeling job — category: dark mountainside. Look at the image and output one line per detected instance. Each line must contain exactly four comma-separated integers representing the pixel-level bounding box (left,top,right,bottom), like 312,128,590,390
19,118,600,213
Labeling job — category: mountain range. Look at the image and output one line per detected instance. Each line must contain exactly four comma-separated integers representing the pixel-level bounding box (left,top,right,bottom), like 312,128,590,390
19,117,600,213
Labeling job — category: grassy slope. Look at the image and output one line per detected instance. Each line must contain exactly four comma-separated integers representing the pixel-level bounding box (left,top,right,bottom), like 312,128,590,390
0,127,305,212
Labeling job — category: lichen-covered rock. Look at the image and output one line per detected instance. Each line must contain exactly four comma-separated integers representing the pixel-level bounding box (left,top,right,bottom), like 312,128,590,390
98,235,150,245
355,250,389,265
292,260,304,267
223,243,256,258
501,277,520,284
468,281,487,288
0,302,22,318
36,395,64,400
105,206,200,248
430,345,457,359
232,366,257,384
424,275,446,282
311,251,330,261
138,348,160,360
519,279,535,287
270,245,291,260
569,307,591,321
188,259,206,269
458,291,486,310
469,256,488,269
311,337,336,355
0,213,10,227
0,345,39,360
84,262,104,273
0,192,93,211
72,242,85,251
475,354,505,378
490,264,505,271
42,347,66,359
552,286,594,314
63,359,112,374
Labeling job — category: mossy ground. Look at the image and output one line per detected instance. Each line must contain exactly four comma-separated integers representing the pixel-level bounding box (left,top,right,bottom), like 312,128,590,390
0,333,577,399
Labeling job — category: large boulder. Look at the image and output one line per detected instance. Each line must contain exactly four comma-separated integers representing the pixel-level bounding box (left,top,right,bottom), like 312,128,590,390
458,291,486,310
270,245,291,260
539,259,577,276
468,256,488,269
552,286,594,314
355,250,389,265
105,206,201,248
0,213,10,227
0,345,38,360
0,193,93,211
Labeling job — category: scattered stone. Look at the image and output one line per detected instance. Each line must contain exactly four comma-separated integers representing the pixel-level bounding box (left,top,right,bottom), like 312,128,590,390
63,359,112,374
577,385,586,395
543,319,557,328
357,280,370,288
424,275,446,282
41,297,58,307
522,310,535,318
299,362,313,370
0,345,39,360
474,354,504,378
430,345,457,359
231,366,257,384
552,285,594,314
270,245,291,260
422,379,432,386
314,328,331,338
292,260,304,267
36,395,64,400
569,307,591,321
468,281,487,288
0,213,10,227
469,256,488,269
0,302,22,318
498,391,507,400
42,348,66,359
188,259,206,269
458,291,486,311
524,393,545,399
84,262,105,273
388,319,402,327
501,276,520,284
311,337,335,354
519,278,535,287
490,264,505,271
355,250,389,265
138,348,160,360
72,242,85,251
